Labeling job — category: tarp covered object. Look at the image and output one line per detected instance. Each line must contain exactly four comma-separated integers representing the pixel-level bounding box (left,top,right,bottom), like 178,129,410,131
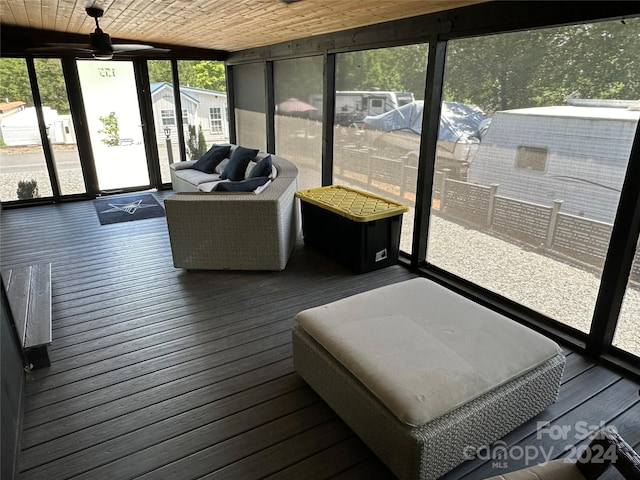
363,101,486,141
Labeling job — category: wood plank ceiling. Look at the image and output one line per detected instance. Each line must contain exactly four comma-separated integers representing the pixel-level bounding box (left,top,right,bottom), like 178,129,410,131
0,0,489,52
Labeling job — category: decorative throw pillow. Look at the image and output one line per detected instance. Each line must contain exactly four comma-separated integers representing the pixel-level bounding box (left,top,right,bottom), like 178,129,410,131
192,144,231,173
244,161,256,179
219,146,259,181
214,158,229,174
213,177,270,192
247,155,273,179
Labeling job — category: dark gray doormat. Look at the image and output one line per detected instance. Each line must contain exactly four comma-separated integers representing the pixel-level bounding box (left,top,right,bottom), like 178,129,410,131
94,193,165,225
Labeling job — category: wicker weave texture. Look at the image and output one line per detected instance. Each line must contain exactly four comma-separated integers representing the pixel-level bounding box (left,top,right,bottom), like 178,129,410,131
165,156,300,271
292,325,565,480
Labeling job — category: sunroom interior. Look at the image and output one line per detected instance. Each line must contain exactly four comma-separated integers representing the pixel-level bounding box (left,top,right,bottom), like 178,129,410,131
1,1,640,479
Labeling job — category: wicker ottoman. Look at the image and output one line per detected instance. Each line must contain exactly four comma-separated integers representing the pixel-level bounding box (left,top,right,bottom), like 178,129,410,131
292,278,565,480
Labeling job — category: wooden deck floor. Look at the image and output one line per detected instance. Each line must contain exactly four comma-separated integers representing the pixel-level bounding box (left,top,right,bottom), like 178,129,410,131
1,192,638,480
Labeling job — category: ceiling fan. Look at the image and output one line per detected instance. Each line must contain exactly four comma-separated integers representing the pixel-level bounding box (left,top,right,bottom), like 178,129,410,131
27,7,169,60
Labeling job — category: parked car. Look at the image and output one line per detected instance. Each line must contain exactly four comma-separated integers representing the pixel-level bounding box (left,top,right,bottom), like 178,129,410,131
363,101,486,180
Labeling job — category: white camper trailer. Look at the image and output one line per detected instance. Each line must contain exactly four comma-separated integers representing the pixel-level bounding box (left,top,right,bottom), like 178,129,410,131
309,90,415,126
468,103,640,223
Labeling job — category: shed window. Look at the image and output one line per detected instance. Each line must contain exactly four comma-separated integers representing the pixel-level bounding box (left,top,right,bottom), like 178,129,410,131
515,146,548,172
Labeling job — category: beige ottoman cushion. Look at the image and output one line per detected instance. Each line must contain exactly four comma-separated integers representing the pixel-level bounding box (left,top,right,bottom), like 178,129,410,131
296,277,561,427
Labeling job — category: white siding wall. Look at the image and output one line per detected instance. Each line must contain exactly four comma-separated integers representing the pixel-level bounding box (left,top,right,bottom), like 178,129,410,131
469,112,637,223
152,85,229,155
189,92,228,143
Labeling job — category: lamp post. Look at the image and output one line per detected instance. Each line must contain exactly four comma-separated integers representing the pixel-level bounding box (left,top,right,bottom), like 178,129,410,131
164,127,174,164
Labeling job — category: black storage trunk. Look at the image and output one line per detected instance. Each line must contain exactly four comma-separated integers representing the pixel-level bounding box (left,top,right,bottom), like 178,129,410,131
300,201,403,273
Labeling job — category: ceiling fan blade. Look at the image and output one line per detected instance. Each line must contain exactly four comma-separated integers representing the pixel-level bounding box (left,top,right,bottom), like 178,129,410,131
112,46,171,56
38,43,94,50
112,44,154,52
26,45,94,54
146,47,170,53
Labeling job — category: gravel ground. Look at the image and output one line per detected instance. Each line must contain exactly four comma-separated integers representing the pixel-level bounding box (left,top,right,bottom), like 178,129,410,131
0,170,86,200
0,158,172,200
424,214,639,356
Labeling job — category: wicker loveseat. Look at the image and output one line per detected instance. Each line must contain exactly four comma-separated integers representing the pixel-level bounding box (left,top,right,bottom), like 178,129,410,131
164,152,300,271
169,145,277,193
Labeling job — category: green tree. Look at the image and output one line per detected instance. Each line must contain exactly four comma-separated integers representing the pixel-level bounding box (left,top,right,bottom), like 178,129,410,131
274,56,323,104
443,18,640,113
34,59,69,114
147,60,174,84
185,124,207,159
147,60,227,92
177,60,226,91
186,125,199,159
444,32,548,111
537,21,640,102
0,58,33,106
197,125,207,156
192,61,227,91
336,44,429,99
98,112,120,146
0,58,70,114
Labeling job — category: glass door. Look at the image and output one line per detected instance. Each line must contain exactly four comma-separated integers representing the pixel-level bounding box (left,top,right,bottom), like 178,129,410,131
77,60,150,191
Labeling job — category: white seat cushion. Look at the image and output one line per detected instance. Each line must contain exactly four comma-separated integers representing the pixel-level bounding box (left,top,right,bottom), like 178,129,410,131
198,180,226,192
295,277,562,426
174,168,221,186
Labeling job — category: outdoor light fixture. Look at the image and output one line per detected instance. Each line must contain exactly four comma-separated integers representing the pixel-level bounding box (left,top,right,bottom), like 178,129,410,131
164,127,174,164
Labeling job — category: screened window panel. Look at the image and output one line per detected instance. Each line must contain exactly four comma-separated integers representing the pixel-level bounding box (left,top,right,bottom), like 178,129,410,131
613,236,640,357
233,63,266,152
0,58,54,201
426,19,640,335
332,44,429,254
274,56,323,191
